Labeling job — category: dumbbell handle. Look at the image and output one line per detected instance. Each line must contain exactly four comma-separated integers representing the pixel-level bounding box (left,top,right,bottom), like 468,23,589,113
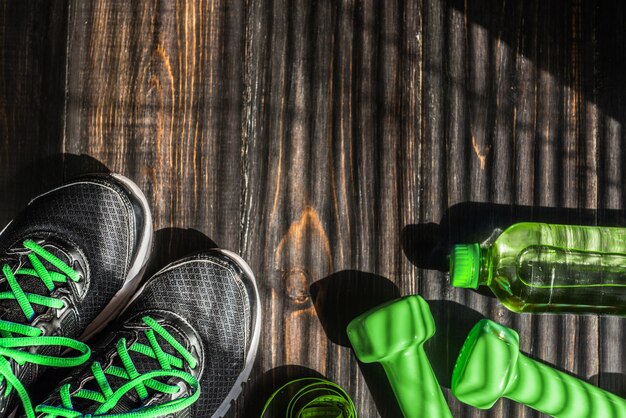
381,345,452,418
505,354,626,418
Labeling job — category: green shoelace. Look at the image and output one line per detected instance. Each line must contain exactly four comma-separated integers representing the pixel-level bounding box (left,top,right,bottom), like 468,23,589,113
36,316,201,418
0,239,91,418
261,378,357,418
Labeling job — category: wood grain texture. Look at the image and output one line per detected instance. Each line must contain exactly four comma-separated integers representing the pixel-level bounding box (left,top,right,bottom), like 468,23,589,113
1,0,625,416
0,1,68,225
64,0,246,251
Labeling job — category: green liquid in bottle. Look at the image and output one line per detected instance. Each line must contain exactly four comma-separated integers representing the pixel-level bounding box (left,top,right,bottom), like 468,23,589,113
450,222,626,314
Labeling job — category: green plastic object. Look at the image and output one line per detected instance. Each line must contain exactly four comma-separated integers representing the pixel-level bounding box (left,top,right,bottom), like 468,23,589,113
452,319,626,417
260,377,357,417
346,295,452,418
450,222,626,314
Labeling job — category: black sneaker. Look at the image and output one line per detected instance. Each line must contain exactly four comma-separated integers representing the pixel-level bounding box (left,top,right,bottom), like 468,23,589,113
35,250,261,418
0,174,152,417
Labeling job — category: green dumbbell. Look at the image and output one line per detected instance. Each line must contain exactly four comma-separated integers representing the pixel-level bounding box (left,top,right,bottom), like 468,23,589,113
452,319,626,417
347,295,452,418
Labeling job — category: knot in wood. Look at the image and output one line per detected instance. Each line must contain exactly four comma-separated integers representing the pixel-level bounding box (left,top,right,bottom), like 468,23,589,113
284,267,311,304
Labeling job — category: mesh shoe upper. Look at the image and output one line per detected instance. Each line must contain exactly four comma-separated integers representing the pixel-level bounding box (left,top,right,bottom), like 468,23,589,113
0,176,139,330
0,175,148,416
36,251,260,418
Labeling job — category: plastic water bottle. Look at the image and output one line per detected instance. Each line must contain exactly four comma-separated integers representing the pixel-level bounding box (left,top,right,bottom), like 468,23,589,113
449,222,626,314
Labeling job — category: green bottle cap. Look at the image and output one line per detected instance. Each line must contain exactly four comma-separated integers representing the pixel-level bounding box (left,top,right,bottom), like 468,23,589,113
450,244,481,289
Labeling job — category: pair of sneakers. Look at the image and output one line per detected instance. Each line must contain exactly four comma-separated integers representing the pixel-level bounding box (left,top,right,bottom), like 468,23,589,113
0,174,261,417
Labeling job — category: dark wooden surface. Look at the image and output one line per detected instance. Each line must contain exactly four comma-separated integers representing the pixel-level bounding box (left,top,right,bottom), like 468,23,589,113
1,0,625,416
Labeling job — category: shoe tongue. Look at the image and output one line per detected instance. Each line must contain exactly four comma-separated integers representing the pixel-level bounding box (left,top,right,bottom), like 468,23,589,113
0,241,73,324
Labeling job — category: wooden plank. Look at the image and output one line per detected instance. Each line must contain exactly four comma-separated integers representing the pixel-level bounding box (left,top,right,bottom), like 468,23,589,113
240,0,367,413
63,0,246,254
0,1,67,224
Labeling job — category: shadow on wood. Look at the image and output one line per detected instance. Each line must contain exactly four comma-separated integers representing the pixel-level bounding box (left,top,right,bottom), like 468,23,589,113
149,228,219,277
310,270,401,347
0,153,110,227
446,0,626,124
425,300,484,389
310,270,403,417
0,1,69,227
